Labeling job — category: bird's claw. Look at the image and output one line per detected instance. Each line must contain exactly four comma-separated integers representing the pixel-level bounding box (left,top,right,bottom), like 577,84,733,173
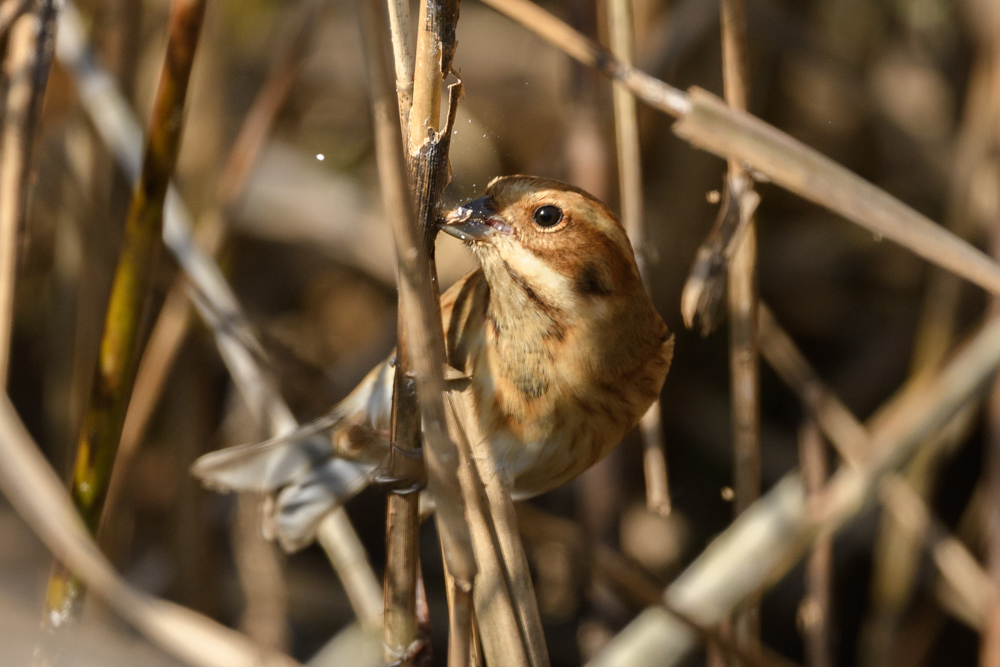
374,443,427,494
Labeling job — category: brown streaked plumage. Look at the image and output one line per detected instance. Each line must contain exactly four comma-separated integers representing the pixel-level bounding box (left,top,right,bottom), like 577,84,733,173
192,175,673,550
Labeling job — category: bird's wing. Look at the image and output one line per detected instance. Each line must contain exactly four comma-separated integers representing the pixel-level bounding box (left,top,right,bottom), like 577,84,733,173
190,268,485,551
190,357,395,493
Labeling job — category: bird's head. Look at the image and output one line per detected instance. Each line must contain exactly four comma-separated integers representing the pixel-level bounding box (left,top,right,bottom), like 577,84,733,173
440,175,642,309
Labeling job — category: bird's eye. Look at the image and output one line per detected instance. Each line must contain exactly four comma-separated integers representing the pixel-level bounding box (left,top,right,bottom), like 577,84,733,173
532,205,563,228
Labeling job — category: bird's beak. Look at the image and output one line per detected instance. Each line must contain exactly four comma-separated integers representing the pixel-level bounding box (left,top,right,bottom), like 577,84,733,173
440,195,511,242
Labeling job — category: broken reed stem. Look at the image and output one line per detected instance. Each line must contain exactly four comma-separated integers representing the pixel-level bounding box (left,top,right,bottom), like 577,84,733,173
590,309,1000,667
0,1,58,386
606,0,670,516
41,0,207,631
720,0,761,650
797,420,832,667
102,0,321,538
476,0,1000,298
360,2,476,667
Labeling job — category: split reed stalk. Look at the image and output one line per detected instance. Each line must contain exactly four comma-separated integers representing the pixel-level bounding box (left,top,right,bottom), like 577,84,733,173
607,0,670,516
360,2,477,666
0,1,58,386
40,0,207,631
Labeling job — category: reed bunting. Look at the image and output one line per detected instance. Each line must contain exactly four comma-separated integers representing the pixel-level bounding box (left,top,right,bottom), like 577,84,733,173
193,175,673,550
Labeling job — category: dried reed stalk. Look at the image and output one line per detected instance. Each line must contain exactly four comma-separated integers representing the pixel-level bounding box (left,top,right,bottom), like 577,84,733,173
55,0,382,630
607,0,670,516
719,0,761,652
41,0,207,634
476,0,1000,297
0,1,58,385
360,3,477,666
0,395,299,667
448,388,550,666
589,308,1000,666
379,0,439,658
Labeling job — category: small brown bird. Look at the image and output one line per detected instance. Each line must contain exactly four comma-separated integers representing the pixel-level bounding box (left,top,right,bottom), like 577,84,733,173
193,175,673,550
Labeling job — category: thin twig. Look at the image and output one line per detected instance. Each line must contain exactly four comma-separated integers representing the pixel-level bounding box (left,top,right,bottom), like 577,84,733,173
0,0,58,385
476,0,1000,297
797,420,832,667
41,0,207,634
360,3,477,667
607,0,670,516
590,308,1000,666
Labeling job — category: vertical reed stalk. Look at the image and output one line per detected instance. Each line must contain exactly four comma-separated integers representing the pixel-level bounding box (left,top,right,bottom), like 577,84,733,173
40,0,207,632
720,0,760,651
607,0,670,516
0,0,58,386
362,0,476,665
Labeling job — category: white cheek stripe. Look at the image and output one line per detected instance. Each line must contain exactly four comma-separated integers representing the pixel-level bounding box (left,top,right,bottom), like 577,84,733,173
503,244,575,307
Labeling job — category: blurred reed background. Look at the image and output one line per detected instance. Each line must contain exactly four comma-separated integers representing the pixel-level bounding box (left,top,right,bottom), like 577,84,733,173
0,0,999,665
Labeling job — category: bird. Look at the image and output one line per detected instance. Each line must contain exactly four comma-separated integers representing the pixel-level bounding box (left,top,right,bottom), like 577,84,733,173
192,175,674,551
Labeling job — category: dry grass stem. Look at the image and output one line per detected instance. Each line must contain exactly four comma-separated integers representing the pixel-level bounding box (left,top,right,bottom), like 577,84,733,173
360,1,477,665
41,0,207,634
0,396,299,667
0,1,58,385
478,0,1000,297
607,0,670,516
590,309,1000,666
56,0,381,627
